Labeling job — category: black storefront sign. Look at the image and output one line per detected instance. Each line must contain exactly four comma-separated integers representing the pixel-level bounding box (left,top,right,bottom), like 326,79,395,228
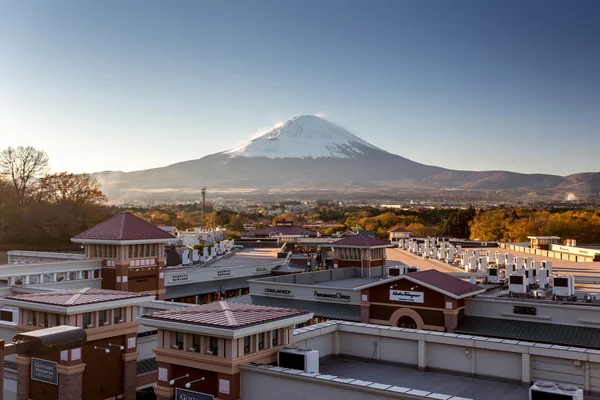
31,358,58,385
175,388,214,400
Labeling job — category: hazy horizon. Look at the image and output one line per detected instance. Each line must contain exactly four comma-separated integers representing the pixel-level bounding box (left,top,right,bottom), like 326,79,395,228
1,0,599,176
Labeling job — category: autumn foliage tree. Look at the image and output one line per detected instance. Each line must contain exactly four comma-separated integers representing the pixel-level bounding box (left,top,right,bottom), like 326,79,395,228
38,172,107,206
0,146,114,246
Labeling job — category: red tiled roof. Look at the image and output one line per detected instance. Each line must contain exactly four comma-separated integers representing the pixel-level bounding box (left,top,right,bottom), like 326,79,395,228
254,225,317,237
73,211,175,241
4,288,148,307
142,301,308,329
330,234,392,248
389,227,410,233
406,270,483,297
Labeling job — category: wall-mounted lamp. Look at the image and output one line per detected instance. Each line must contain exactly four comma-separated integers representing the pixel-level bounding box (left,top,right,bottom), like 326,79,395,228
185,377,205,388
93,346,110,353
108,343,124,351
410,286,419,290
170,374,189,386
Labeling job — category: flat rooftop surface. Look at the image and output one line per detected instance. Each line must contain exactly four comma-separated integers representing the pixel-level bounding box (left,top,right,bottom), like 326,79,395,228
168,248,281,272
308,276,385,289
386,248,458,273
319,358,529,400
210,247,280,268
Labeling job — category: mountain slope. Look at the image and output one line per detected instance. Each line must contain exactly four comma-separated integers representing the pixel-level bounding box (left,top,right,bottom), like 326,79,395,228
222,115,387,159
92,115,597,199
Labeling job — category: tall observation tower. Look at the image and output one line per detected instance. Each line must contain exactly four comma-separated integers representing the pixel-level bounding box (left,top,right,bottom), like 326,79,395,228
201,187,207,217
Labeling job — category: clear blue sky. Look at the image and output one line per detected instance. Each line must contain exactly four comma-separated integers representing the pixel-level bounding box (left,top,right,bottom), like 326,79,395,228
1,0,598,175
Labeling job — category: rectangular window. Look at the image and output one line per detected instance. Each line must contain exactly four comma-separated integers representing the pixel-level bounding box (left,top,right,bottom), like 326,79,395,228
244,336,250,354
175,332,184,349
272,330,278,346
209,337,218,356
99,310,107,325
258,332,265,350
55,314,61,326
114,308,122,323
193,335,201,352
83,313,92,328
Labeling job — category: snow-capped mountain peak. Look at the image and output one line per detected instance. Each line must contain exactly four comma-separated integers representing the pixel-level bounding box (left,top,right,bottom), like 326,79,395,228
223,115,387,159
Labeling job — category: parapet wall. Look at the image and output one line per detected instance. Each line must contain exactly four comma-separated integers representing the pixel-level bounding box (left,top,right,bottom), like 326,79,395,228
498,243,598,262
293,321,600,395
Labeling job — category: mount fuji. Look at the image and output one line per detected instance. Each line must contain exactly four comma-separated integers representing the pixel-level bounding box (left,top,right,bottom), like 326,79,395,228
223,115,387,159
93,115,596,200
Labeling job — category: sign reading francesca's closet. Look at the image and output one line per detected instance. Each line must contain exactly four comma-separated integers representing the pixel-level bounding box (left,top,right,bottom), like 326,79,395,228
31,358,58,385
175,388,214,400
389,290,424,303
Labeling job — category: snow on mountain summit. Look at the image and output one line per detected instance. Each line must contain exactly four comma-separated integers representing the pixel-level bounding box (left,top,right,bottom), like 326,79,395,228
223,115,387,159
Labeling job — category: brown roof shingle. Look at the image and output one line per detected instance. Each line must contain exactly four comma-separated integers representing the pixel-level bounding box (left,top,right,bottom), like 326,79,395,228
142,301,308,329
4,288,148,307
330,234,392,248
73,211,175,241
406,270,483,297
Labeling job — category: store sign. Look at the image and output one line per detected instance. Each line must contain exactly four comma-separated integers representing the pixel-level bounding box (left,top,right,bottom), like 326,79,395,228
31,358,58,385
216,269,232,277
132,273,156,283
314,291,351,302
264,288,292,296
255,267,269,273
175,388,214,400
390,290,424,303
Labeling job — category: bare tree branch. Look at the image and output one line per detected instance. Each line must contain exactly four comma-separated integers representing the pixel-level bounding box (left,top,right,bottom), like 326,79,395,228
0,146,49,206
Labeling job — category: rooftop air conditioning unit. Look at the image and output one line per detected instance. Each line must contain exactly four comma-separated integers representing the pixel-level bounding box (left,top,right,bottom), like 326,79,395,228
509,274,527,295
529,381,583,400
405,266,419,274
584,293,600,302
487,267,499,284
388,267,401,277
278,346,319,373
528,268,537,286
538,269,550,289
553,275,575,298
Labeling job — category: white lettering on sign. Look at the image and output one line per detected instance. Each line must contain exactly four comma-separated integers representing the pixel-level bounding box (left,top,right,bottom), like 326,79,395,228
389,290,424,303
175,388,214,400
31,358,58,385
